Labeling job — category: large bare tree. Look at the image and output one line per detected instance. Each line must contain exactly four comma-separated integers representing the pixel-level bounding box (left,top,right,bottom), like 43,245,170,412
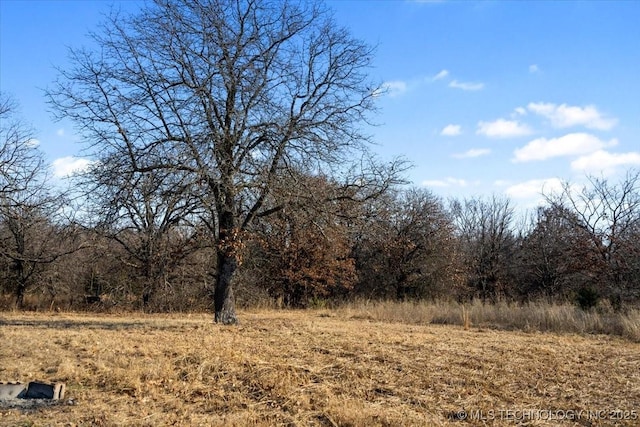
49,0,402,323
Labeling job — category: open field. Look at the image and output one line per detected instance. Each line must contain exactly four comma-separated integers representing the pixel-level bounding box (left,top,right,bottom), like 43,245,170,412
1,310,639,426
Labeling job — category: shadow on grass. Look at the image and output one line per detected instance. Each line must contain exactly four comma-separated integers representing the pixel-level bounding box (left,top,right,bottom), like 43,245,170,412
0,318,194,331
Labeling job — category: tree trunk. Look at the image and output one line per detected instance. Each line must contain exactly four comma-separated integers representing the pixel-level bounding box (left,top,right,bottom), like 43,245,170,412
213,184,242,325
214,249,239,324
14,260,26,309
15,283,26,309
214,206,240,324
396,271,409,301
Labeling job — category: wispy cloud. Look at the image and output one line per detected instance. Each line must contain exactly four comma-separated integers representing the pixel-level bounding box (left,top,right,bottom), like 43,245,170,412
431,70,484,91
571,150,640,175
374,80,408,98
528,102,618,130
52,156,94,178
422,177,469,188
449,80,484,91
513,107,527,116
512,133,617,162
477,119,532,138
56,128,65,137
529,64,540,74
440,124,462,136
452,148,490,159
432,69,449,81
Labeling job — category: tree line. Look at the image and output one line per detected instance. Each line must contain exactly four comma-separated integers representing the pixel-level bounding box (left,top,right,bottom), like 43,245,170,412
1,1,638,320
2,91,639,312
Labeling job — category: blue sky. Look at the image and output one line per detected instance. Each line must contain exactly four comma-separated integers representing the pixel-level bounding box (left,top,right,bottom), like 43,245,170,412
1,0,639,210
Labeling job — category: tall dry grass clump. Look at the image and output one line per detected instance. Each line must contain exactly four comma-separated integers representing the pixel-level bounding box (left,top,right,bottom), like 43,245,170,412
339,299,640,342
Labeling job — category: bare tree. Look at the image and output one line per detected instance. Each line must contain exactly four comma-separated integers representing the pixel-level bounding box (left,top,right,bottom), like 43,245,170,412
353,188,455,300
515,204,596,300
77,151,207,308
546,171,640,306
247,173,361,307
49,0,403,323
450,195,516,301
0,94,41,198
0,93,72,307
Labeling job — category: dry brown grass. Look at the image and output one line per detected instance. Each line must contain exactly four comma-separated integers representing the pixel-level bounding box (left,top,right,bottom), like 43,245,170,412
339,299,640,342
1,310,639,426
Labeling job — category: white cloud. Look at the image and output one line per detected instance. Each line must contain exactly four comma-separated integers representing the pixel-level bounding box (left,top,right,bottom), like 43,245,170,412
513,107,527,116
449,80,484,91
26,138,40,147
477,119,532,138
382,80,407,98
431,70,483,91
527,102,618,130
432,69,449,81
374,80,408,98
452,148,490,159
529,64,540,73
422,177,469,188
513,133,618,162
52,156,94,178
56,128,65,137
440,124,462,136
571,150,640,175
504,178,564,201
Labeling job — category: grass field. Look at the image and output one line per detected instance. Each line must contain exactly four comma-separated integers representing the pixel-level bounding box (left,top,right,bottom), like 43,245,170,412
1,309,639,426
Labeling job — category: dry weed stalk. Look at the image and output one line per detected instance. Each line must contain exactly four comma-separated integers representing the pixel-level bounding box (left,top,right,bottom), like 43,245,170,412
462,305,471,330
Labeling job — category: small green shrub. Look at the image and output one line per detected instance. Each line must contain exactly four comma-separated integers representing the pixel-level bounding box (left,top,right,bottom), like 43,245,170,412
576,287,600,310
